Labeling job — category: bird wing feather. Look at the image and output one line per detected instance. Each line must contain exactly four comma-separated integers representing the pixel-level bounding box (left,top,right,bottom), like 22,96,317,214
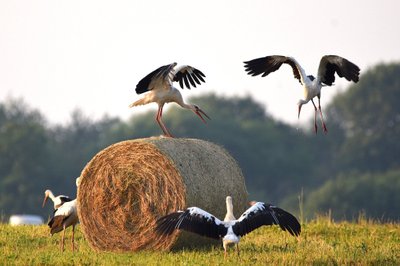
156,207,227,239
135,63,176,94
232,202,301,237
172,65,206,89
317,55,360,86
244,56,302,84
59,196,73,203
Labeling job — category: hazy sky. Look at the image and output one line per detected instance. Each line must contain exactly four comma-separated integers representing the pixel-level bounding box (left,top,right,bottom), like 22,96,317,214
1,0,399,125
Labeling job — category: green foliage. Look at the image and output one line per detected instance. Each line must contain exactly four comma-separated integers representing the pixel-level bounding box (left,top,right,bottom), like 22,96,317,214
1,221,399,265
304,169,400,221
326,63,400,172
0,99,50,214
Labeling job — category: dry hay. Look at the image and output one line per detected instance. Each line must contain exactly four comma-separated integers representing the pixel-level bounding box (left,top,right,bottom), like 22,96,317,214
77,137,248,252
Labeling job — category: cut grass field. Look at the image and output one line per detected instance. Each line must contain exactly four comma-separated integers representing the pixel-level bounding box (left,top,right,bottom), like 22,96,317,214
1,217,399,265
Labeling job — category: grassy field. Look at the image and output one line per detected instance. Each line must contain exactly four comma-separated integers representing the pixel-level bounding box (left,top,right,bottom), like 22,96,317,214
1,217,399,265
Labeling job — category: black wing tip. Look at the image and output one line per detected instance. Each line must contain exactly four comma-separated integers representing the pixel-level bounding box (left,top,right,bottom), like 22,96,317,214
274,207,301,237
175,66,206,89
155,211,183,236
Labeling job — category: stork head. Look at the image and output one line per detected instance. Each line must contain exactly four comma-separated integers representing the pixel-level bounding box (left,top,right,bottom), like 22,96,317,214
42,190,51,208
192,105,211,124
226,196,232,205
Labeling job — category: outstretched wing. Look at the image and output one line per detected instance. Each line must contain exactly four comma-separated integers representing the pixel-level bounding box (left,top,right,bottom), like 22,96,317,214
317,55,360,86
173,65,206,89
135,63,177,94
232,202,301,237
244,56,302,83
156,207,227,240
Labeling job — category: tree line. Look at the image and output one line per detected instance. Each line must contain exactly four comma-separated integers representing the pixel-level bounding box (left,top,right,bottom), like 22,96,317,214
1,62,399,221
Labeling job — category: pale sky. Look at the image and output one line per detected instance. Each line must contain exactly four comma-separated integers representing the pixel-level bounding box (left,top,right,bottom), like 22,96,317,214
1,0,399,125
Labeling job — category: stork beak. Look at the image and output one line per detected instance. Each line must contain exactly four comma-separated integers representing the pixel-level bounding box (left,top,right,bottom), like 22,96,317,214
42,195,48,208
194,106,211,124
298,104,303,119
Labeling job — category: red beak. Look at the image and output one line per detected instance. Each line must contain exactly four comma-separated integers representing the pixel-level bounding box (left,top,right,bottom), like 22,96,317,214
42,195,48,208
194,107,211,124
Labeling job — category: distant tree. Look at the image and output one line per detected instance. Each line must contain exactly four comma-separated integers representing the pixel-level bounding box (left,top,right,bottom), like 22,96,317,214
325,63,400,172
45,109,122,199
0,98,50,214
304,169,400,221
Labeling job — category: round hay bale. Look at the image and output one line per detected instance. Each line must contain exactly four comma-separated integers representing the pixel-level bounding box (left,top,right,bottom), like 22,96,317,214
77,137,248,252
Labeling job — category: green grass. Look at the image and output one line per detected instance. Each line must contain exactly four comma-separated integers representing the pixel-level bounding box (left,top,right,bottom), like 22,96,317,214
1,217,399,265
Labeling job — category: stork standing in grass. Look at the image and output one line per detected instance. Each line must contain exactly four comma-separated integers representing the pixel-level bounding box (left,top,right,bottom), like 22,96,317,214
42,189,73,210
48,199,78,252
156,196,301,258
129,62,210,137
244,55,360,134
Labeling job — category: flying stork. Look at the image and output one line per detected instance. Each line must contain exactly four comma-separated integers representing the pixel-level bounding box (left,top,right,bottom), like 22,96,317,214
244,55,360,134
156,196,300,258
129,62,210,137
42,189,73,210
48,199,79,252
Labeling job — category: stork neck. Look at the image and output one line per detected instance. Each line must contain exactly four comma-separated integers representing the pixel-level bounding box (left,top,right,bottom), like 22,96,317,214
171,88,192,110
47,190,55,200
224,197,236,221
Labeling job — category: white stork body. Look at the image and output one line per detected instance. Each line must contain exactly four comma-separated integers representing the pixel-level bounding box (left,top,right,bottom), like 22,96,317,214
129,62,210,137
156,196,301,258
42,189,73,210
244,55,360,134
48,199,79,252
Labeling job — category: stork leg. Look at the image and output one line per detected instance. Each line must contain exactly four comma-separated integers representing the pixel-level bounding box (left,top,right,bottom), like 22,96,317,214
61,225,66,252
71,224,75,252
317,95,328,134
223,242,228,260
155,105,173,137
236,243,240,258
311,99,318,134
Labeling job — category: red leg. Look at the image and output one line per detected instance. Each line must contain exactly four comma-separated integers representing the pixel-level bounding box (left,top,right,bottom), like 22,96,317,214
72,224,75,252
155,105,173,137
317,96,328,134
311,99,318,134
61,225,66,252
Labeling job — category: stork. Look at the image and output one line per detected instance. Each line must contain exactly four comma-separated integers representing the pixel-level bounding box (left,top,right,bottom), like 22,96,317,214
156,196,300,258
244,55,360,134
42,189,73,210
129,62,210,137
48,199,79,252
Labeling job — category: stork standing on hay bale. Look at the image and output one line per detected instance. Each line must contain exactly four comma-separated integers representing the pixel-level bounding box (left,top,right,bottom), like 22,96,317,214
244,55,360,134
156,196,301,258
42,189,73,210
129,62,210,137
48,199,79,252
